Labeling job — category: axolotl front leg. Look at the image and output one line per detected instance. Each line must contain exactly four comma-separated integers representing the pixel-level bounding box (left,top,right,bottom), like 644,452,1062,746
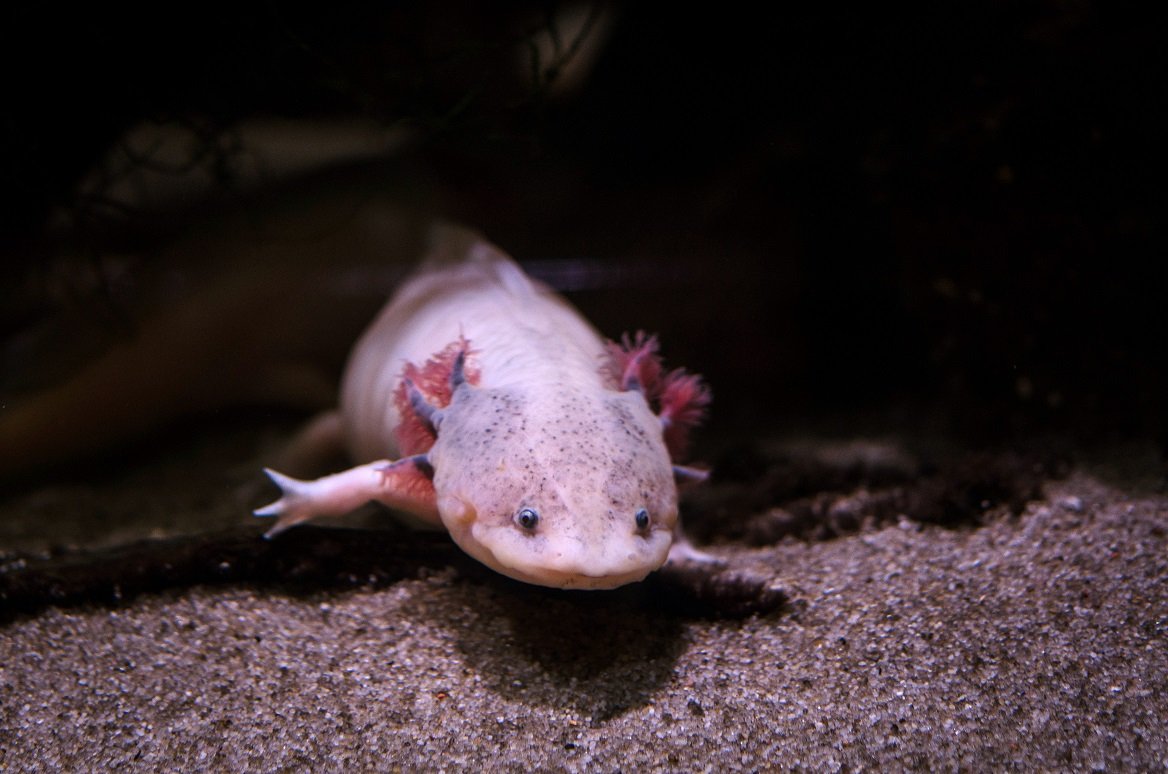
253,345,466,537
255,454,438,537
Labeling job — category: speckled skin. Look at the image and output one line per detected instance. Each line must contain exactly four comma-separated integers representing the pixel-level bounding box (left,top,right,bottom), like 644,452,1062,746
258,236,680,589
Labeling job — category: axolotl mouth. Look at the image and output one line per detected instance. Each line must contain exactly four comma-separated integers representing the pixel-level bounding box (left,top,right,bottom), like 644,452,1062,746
438,497,675,590
468,529,674,590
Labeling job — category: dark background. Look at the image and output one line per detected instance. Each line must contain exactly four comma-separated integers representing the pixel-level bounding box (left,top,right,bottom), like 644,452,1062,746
1,2,1163,451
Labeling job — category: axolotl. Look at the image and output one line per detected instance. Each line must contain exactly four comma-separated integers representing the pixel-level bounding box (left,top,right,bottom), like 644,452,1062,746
255,234,711,589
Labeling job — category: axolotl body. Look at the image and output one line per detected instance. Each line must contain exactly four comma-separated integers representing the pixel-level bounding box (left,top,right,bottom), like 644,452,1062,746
256,236,710,590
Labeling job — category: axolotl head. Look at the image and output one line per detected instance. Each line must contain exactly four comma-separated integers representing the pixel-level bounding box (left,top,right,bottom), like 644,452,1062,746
426,382,678,590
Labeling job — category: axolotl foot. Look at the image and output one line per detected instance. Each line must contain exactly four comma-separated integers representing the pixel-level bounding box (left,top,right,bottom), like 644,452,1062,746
665,533,728,569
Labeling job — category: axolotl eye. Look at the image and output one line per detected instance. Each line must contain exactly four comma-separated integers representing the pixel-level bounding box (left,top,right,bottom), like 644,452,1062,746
514,507,540,531
635,508,650,530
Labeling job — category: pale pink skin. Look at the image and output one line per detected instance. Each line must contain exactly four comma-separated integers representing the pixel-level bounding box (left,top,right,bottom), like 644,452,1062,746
256,234,692,589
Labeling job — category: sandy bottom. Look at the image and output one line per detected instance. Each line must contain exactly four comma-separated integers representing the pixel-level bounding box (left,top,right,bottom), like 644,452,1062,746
2,421,1166,770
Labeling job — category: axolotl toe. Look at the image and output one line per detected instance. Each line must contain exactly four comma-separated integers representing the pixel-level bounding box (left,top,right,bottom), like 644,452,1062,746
256,233,710,590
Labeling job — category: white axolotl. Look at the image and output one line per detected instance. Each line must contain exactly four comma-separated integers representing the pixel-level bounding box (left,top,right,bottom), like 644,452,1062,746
256,233,710,590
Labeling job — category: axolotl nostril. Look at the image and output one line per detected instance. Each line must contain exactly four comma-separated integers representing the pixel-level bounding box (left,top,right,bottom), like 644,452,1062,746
256,233,711,590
